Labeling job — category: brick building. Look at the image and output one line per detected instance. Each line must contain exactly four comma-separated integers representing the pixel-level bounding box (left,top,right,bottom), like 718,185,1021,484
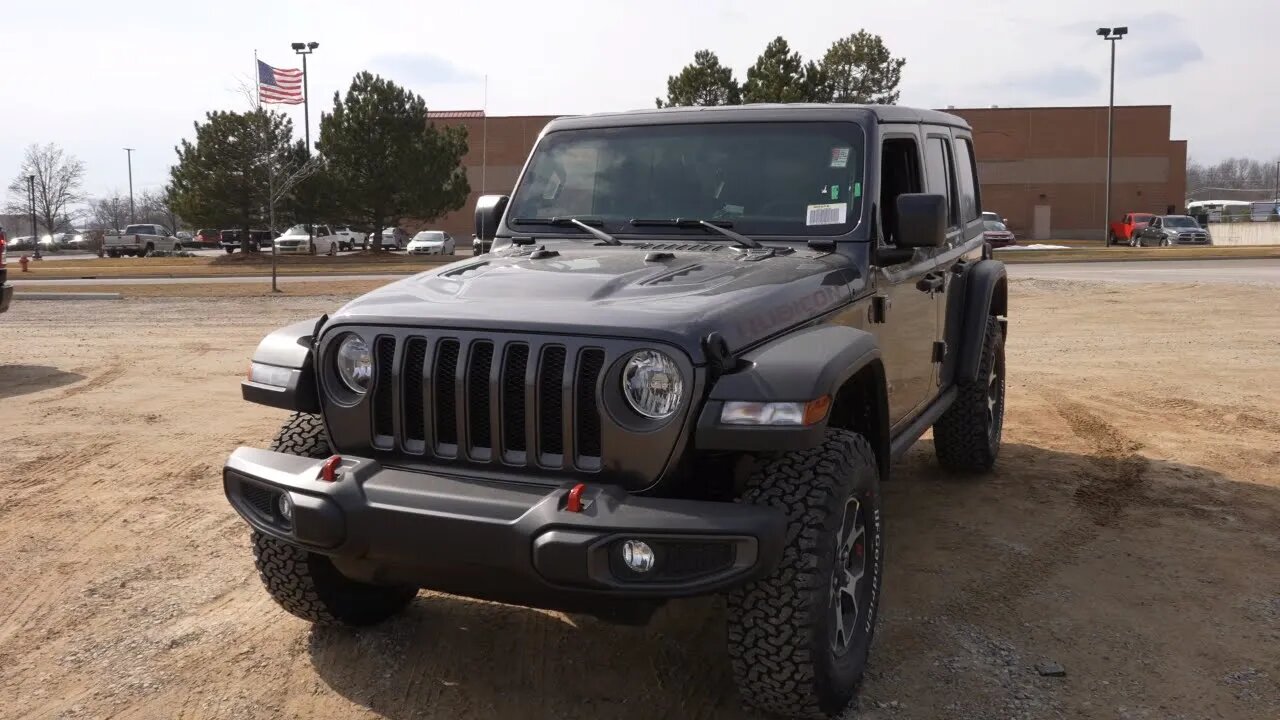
428,105,1186,242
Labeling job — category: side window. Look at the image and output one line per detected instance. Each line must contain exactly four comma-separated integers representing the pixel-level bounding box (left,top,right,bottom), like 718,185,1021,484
878,137,923,247
954,137,979,223
1123,214,1131,224
924,137,958,228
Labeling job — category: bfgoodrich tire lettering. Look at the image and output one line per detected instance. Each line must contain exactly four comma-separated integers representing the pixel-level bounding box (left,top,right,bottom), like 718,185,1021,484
726,429,884,718
933,316,1005,471
251,412,417,626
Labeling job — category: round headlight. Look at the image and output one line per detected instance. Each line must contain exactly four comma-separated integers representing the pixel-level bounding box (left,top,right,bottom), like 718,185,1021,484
621,350,683,419
335,334,373,393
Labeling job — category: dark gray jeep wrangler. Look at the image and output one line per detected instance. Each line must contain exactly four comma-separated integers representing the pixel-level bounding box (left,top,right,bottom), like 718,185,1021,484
224,104,1007,719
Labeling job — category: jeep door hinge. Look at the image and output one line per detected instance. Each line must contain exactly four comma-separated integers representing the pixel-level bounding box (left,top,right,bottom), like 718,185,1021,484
932,341,947,363
870,294,890,324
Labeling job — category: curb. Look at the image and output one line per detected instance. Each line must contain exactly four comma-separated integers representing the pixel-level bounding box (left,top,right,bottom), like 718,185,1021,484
14,292,124,301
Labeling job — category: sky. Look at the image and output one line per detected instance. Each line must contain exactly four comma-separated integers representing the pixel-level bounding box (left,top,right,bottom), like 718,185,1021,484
2,0,1276,208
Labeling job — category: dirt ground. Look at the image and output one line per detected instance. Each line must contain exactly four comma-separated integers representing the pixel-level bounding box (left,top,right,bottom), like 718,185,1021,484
1,278,1278,720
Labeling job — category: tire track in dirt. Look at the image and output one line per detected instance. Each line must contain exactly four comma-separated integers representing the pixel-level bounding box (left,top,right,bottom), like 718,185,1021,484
33,362,127,404
877,392,1155,692
944,392,1151,616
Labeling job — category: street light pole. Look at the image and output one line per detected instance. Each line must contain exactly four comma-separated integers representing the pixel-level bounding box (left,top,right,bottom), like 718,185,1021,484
291,41,319,253
1096,27,1128,245
124,147,136,223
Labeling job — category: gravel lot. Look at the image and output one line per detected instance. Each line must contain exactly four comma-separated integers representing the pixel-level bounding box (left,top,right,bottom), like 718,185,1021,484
1,279,1278,719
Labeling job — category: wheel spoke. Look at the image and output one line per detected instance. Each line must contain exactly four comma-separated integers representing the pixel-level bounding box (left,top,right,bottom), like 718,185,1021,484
831,582,847,645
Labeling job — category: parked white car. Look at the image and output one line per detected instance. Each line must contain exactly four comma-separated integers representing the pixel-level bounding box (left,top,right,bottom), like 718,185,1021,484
103,224,183,257
406,230,455,256
333,226,365,251
274,224,341,255
372,227,410,250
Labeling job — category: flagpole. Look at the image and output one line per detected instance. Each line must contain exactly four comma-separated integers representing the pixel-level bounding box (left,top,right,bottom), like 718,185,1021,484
253,49,260,109
481,74,488,194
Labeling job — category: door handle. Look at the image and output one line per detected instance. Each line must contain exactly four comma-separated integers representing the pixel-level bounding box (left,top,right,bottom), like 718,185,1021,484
915,271,945,293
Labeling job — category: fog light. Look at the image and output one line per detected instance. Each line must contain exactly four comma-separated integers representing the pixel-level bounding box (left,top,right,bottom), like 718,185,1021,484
622,540,655,573
278,493,294,521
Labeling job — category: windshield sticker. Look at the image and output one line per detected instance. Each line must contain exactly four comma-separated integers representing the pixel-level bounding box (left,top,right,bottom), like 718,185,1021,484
830,147,851,168
831,185,840,201
722,204,744,217
854,182,862,198
806,203,847,226
542,173,562,200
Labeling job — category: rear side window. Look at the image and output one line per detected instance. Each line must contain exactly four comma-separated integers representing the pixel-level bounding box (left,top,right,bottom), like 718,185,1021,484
954,138,979,223
924,137,958,228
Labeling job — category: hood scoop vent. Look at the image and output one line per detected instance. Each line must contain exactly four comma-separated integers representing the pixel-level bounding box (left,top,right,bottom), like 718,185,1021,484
442,261,490,279
641,263,734,287
632,242,728,252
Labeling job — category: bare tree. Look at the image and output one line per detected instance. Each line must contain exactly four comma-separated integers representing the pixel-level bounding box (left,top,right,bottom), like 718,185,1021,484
5,143,86,235
136,188,183,231
89,193,133,231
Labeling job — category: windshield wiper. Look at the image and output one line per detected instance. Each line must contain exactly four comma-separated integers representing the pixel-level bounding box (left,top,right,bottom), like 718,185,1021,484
509,216,621,246
629,218,763,249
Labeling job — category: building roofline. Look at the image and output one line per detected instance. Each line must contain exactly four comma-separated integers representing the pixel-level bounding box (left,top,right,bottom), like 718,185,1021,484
941,104,1172,112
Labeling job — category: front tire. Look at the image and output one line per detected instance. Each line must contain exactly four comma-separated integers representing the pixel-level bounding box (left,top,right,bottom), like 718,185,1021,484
251,413,417,626
727,429,884,719
933,316,1005,472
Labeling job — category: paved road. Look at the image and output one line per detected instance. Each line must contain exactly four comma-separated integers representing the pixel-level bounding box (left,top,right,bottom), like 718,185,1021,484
12,273,404,286
1008,258,1280,286
14,258,1279,288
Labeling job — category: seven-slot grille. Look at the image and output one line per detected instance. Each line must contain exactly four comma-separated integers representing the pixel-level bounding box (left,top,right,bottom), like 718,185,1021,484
369,335,607,471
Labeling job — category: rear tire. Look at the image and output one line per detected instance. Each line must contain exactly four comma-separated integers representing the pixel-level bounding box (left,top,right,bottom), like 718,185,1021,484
726,429,884,719
933,316,1005,472
250,412,417,626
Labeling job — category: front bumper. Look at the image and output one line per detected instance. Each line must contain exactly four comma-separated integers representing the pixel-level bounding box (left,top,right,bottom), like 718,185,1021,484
407,246,447,255
274,245,309,254
223,448,785,607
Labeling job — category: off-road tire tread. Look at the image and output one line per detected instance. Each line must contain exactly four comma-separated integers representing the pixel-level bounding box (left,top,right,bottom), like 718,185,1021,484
251,532,416,626
269,412,331,458
727,429,880,719
934,316,1003,471
251,412,416,626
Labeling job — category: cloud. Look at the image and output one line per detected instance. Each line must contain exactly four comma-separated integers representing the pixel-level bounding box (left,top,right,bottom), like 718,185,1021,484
994,66,1101,98
368,52,481,86
1130,41,1205,77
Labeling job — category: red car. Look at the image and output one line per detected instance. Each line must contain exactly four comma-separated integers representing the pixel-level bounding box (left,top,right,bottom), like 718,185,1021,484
194,228,222,248
1108,213,1154,246
982,218,1016,248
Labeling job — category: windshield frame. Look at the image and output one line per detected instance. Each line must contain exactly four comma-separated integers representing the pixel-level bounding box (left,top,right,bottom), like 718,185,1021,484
506,120,869,242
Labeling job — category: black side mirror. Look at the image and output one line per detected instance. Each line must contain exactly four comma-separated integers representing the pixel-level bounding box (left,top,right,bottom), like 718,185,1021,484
896,193,947,248
475,195,510,242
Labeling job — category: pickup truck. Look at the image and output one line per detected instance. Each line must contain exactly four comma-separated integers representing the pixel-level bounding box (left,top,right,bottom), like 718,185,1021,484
104,224,183,257
1107,213,1154,247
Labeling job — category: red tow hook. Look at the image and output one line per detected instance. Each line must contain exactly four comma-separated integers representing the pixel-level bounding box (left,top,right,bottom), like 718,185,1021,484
565,482,587,513
319,455,343,482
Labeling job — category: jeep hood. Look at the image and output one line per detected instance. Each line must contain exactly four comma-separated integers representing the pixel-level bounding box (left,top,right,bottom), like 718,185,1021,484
326,244,861,362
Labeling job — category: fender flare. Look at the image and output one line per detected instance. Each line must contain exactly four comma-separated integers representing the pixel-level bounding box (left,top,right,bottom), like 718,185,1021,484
695,325,881,452
241,316,325,412
944,259,1007,384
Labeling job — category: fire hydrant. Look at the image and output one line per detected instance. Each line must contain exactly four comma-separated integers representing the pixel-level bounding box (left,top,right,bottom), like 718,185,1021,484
19,254,30,272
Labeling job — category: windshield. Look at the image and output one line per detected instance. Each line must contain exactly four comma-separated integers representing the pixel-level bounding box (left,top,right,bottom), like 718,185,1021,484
413,231,445,242
508,122,866,237
1164,216,1199,228
283,225,311,235
983,220,1008,232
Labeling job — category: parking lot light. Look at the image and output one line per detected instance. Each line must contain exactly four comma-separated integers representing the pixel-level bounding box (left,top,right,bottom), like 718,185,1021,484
1098,26,1129,246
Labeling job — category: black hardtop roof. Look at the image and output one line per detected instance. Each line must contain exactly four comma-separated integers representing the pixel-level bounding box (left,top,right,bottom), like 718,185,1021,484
544,104,971,132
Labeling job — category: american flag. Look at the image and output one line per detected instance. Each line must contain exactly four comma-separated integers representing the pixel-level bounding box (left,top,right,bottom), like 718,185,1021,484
258,60,304,105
